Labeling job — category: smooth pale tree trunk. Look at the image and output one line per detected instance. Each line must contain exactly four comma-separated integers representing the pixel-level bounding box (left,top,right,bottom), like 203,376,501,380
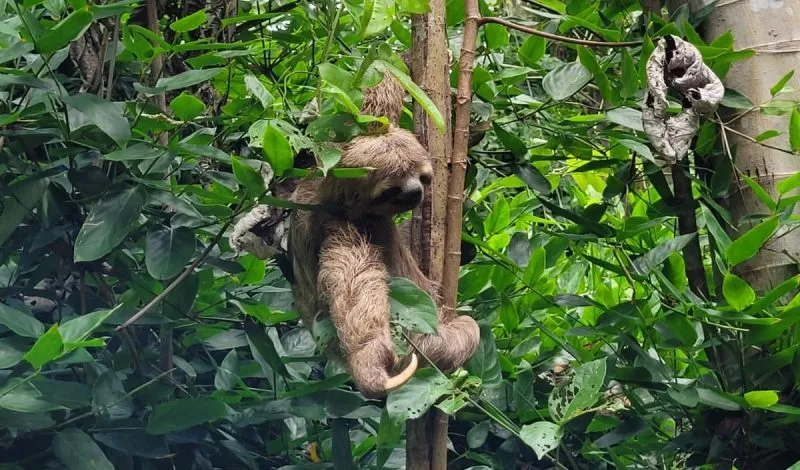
690,0,800,292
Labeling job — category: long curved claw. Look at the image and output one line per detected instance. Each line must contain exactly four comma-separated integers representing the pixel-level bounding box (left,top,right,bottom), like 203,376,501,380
384,353,418,392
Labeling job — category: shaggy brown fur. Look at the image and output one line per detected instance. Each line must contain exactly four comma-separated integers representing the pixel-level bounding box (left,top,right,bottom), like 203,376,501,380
288,66,480,398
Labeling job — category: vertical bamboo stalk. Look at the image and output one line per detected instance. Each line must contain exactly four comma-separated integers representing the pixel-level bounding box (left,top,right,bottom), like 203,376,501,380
442,2,479,313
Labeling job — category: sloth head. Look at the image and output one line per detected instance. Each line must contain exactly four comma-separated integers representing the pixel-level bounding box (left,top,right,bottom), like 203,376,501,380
318,127,433,218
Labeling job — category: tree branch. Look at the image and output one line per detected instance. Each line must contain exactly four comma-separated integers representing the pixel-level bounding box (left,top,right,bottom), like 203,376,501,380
116,220,232,330
478,17,642,47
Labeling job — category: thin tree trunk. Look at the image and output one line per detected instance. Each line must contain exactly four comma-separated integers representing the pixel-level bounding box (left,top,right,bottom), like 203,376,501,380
408,0,453,468
692,0,800,293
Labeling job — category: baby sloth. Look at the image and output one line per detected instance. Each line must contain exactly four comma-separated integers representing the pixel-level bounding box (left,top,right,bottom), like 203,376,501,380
289,69,480,398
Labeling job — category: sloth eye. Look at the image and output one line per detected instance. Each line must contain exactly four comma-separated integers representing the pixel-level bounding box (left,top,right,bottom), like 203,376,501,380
419,173,432,185
373,186,402,204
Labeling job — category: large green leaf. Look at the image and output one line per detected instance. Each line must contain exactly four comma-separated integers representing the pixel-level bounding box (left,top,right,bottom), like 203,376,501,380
725,216,779,266
519,421,563,460
64,94,130,146
53,428,114,470
0,176,50,246
74,185,147,262
722,272,755,312
146,398,227,435
23,324,64,369
466,325,502,386
262,125,294,177
0,302,46,338
145,226,196,280
631,233,696,277
386,368,452,420
388,277,438,334
542,62,591,101
36,9,93,53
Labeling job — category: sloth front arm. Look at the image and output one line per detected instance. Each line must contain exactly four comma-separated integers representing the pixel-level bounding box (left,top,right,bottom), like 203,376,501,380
317,221,413,397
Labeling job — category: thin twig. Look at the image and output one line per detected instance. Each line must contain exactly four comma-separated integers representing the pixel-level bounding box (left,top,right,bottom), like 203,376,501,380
116,220,232,330
478,17,642,47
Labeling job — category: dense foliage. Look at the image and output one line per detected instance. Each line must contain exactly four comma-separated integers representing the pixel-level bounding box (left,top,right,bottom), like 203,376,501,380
2,0,800,469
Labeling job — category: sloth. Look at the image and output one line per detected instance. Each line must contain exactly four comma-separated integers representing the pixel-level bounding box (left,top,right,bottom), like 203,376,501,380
288,68,481,398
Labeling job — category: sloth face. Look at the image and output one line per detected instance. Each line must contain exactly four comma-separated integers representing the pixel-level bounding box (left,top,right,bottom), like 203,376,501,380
321,127,433,218
368,160,433,215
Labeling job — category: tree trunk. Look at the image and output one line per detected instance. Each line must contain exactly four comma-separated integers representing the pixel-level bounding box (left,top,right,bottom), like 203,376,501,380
691,0,800,293
408,1,453,468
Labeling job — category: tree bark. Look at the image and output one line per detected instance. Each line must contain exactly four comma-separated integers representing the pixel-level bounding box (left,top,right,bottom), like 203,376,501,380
408,1,453,468
692,0,800,293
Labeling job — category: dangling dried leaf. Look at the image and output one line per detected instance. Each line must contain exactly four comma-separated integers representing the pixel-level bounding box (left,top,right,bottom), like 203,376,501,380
642,35,724,166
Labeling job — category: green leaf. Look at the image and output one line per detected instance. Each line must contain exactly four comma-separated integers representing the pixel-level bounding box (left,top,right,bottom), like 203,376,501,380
145,226,196,280
0,337,27,369
0,302,45,338
631,233,696,277
244,74,275,109
606,107,644,132
93,431,169,459
104,143,167,162
263,125,294,177
64,93,131,146
467,421,490,448
231,157,267,196
23,324,64,369
492,122,527,157
723,272,756,312
725,216,779,266
389,277,438,335
60,309,114,344
170,10,207,33
756,129,781,143
620,49,638,98
524,247,546,285
53,428,114,470
154,68,224,93
0,176,49,247
484,23,508,49
376,407,402,468
542,62,591,101
92,370,133,420
74,185,147,262
519,421,563,460
577,47,612,103
36,9,93,53
397,0,430,13
741,174,777,212
790,107,800,153
386,368,453,420
721,88,753,109
146,398,227,435
169,93,205,121
466,325,502,386
245,322,290,378
518,35,546,68
163,273,199,319
363,0,394,37
374,60,444,132
770,70,794,96
517,164,552,195
562,358,607,421
214,349,240,391
697,388,742,411
744,390,779,408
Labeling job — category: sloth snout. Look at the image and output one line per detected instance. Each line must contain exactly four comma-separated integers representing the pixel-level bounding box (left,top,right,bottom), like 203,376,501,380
398,178,423,205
